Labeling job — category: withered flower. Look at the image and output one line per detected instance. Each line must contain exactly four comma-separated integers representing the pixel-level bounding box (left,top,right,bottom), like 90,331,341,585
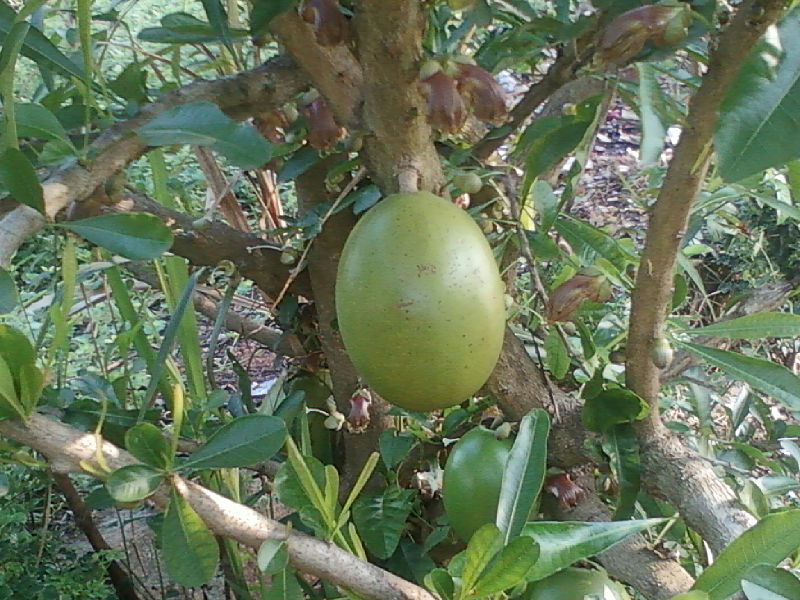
546,268,612,323
301,0,350,46
454,61,507,123
303,95,346,151
420,66,467,134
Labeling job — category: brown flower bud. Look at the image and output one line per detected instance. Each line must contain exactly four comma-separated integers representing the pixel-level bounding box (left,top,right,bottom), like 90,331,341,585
300,0,350,46
544,472,587,508
546,270,612,323
303,96,346,151
454,62,507,123
420,70,467,134
254,109,291,143
598,4,690,66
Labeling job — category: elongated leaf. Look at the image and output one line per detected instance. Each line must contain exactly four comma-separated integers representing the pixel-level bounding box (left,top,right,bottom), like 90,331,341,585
522,519,666,582
199,0,234,51
741,564,800,600
61,213,173,260
603,424,641,520
0,354,25,420
273,453,328,536
105,464,164,502
250,0,297,39
379,429,415,469
0,3,85,80
555,215,635,271
687,313,800,339
544,329,569,379
162,488,219,587
0,324,35,376
681,342,800,411
471,536,539,597
352,487,415,559
0,267,18,314
15,102,73,147
670,594,709,600
182,414,286,469
0,149,43,213
264,568,303,600
716,7,800,181
637,62,667,164
125,423,172,469
460,524,504,598
496,409,550,543
257,539,289,575
425,569,455,600
137,101,271,169
582,387,649,433
692,510,800,600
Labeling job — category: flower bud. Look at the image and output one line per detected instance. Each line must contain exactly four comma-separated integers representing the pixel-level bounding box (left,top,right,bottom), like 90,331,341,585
347,389,372,433
597,4,691,66
546,271,612,322
454,62,507,123
420,70,467,134
302,95,346,151
301,0,350,46
650,337,674,369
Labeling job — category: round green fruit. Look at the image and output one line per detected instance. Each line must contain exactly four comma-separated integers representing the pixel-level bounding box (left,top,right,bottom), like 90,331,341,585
443,426,512,541
524,568,630,600
335,191,505,411
453,172,483,194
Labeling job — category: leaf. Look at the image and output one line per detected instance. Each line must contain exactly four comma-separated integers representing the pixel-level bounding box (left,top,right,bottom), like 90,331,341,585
162,488,219,587
0,268,19,314
250,0,298,40
0,149,44,214
741,564,800,600
670,594,710,600
555,215,635,271
687,313,800,339
0,3,86,80
257,539,289,575
138,12,249,44
603,424,641,520
199,0,234,51
105,464,164,502
0,354,25,420
181,414,286,469
0,325,36,376
522,519,666,582
543,329,569,379
637,62,667,165
137,101,272,169
681,342,800,411
61,213,173,260
582,387,649,433
379,429,415,469
352,487,415,559
278,147,321,183
273,454,328,536
15,103,73,147
531,179,558,232
471,536,539,597
496,409,550,543
460,524,504,598
692,510,800,600
264,568,303,600
349,184,382,214
716,7,800,181
125,423,172,469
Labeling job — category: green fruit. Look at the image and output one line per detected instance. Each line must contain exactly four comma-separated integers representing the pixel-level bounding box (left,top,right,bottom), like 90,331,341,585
453,172,483,194
524,568,630,600
335,191,505,411
443,427,512,541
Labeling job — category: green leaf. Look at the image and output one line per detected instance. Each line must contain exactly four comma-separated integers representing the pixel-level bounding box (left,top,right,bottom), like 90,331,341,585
17,363,43,413
603,424,641,520
496,409,550,543
669,594,710,600
692,510,800,600
0,325,35,376
681,342,800,411
0,268,19,314
424,569,454,600
543,329,569,379
137,101,271,169
352,487,415,559
162,488,219,587
264,568,303,600
199,0,234,51
460,524,504,598
125,423,172,469
716,7,800,181
582,387,649,433
15,103,73,147
555,215,635,271
0,149,43,213
138,12,249,44
636,62,667,165
278,147,321,183
349,184,382,215
181,414,286,469
61,213,173,260
522,519,666,582
379,429,415,468
531,179,559,232
686,313,800,339
741,564,800,600
274,454,328,536
472,536,539,597
0,354,25,420
105,464,164,502
250,0,298,40
0,3,86,80
257,539,289,575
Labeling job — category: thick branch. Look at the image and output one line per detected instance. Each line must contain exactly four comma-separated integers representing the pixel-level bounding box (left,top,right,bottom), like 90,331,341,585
354,0,443,192
0,57,307,267
626,0,788,553
0,414,435,600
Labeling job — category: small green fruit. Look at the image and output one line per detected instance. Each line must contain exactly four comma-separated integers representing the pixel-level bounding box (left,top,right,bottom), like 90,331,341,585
453,172,483,194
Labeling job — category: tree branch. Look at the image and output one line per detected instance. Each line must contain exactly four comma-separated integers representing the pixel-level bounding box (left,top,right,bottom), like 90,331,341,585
0,57,308,267
0,414,436,600
625,0,789,553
